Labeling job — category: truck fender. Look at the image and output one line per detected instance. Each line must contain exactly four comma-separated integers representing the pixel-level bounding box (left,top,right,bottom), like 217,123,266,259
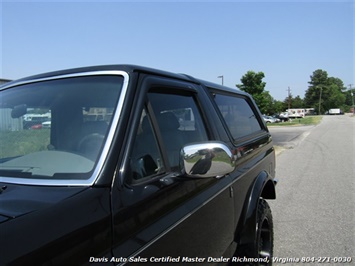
235,171,276,247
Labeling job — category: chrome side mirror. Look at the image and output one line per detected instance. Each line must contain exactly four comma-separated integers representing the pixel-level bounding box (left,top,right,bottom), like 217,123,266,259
180,142,235,178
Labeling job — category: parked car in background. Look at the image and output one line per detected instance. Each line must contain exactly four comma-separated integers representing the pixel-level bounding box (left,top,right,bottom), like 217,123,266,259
22,112,51,129
0,65,277,265
328,108,343,115
271,116,281,123
263,115,276,123
277,112,289,122
30,124,42,130
41,120,51,128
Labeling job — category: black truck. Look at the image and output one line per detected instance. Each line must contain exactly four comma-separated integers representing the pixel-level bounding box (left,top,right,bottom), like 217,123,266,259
0,65,277,265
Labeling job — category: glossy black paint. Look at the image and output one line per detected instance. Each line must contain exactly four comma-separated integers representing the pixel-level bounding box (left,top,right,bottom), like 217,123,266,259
0,185,112,265
0,65,276,265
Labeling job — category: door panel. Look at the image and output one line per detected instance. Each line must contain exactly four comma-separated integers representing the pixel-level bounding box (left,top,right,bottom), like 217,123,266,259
111,78,236,263
134,177,235,262
113,177,234,260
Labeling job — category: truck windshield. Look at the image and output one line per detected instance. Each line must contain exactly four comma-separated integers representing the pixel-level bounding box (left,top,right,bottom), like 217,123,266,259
0,75,123,182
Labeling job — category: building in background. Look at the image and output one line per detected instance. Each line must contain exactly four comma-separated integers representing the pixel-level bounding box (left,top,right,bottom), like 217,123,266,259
0,78,18,131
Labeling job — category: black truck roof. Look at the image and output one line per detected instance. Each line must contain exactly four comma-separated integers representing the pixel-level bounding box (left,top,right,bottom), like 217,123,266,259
1,64,248,97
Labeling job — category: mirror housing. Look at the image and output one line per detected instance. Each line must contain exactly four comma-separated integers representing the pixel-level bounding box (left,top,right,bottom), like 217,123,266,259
180,142,235,178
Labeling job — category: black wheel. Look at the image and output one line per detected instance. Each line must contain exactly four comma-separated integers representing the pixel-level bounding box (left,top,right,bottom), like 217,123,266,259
256,199,273,265
233,199,273,266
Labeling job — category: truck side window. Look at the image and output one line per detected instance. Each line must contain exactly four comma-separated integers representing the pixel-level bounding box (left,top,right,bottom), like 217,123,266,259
213,94,262,139
130,108,165,182
148,91,209,170
129,91,208,182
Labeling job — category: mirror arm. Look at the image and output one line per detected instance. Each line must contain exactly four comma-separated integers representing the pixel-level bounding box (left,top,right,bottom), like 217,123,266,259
159,172,181,186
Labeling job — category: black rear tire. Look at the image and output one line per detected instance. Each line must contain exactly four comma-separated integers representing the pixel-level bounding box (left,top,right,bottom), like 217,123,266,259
233,199,274,266
256,199,273,265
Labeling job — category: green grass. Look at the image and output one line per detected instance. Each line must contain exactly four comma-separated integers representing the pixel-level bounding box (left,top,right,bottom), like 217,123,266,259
0,129,50,158
267,116,323,127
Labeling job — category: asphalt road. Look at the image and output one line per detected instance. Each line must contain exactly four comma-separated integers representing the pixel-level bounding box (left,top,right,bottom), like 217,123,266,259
269,125,315,148
268,115,354,265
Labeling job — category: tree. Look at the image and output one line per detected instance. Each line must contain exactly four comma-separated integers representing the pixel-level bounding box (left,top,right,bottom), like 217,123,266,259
283,94,304,109
304,69,346,114
271,99,284,114
323,84,346,110
294,96,304,108
304,69,328,110
262,91,275,114
328,77,346,91
344,89,354,107
236,71,270,113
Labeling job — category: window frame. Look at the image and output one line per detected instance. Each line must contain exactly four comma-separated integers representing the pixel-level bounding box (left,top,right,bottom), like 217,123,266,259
208,89,267,144
0,71,129,187
124,76,211,186
127,105,167,185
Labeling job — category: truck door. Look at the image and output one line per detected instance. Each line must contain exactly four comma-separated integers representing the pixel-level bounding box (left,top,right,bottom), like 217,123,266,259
111,77,236,264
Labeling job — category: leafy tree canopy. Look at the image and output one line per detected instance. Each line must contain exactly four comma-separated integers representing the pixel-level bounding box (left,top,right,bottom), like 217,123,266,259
236,71,266,95
235,69,350,115
283,93,304,109
236,71,270,113
304,69,346,114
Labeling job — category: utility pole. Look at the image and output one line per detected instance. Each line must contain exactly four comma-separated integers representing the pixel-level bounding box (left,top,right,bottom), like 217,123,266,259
287,86,292,110
318,86,323,115
349,84,354,114
217,75,224,86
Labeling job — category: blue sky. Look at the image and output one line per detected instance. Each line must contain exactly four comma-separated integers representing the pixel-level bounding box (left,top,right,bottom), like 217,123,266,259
1,0,354,100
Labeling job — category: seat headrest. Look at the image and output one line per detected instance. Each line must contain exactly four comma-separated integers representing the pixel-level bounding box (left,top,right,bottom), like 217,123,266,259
157,112,180,130
82,121,108,135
